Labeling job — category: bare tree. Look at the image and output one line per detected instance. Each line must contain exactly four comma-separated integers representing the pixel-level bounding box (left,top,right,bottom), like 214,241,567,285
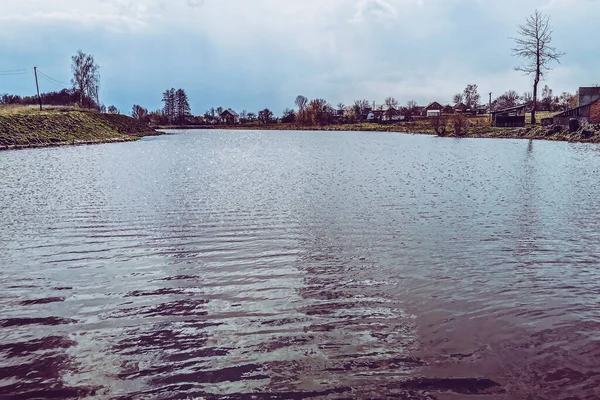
521,91,533,105
353,100,370,122
463,84,480,111
452,114,468,136
131,104,149,121
511,10,564,124
430,114,448,136
452,93,464,105
295,95,308,110
494,90,520,110
406,100,418,117
559,92,572,112
71,50,100,108
295,95,308,125
384,97,399,120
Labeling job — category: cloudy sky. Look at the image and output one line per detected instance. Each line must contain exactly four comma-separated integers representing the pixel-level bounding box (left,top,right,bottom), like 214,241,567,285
0,0,598,115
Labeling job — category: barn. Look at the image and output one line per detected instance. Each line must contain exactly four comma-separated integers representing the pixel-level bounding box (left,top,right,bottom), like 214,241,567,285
490,105,526,127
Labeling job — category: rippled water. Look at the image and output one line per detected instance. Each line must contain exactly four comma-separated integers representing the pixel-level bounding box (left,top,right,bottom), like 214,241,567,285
2,130,600,399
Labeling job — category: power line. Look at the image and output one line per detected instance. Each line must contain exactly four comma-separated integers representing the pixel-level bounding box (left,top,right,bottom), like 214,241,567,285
38,74,69,89
37,70,70,86
0,71,29,76
0,68,27,74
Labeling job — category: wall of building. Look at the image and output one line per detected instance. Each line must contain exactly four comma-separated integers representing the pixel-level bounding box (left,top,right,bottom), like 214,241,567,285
554,116,588,126
579,87,600,106
590,101,600,123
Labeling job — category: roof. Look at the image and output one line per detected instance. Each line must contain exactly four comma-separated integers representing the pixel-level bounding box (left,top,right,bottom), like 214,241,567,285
454,103,468,110
220,108,239,117
490,104,527,115
425,101,443,110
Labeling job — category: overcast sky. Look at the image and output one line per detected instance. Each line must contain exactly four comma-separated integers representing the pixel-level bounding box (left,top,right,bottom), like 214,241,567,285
1,0,598,115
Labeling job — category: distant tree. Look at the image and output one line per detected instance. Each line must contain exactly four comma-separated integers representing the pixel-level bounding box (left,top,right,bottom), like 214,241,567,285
258,108,273,124
353,100,370,122
295,95,308,110
215,107,224,124
162,88,177,124
295,95,308,125
494,90,520,110
323,103,335,125
281,108,296,123
522,91,533,105
452,93,464,105
0,93,22,104
107,105,119,114
71,50,100,108
306,98,331,125
384,97,399,120
406,100,418,117
463,84,480,111
175,89,191,124
568,91,578,109
247,112,257,122
148,110,164,125
512,10,564,124
540,85,553,111
100,104,106,113
131,104,149,122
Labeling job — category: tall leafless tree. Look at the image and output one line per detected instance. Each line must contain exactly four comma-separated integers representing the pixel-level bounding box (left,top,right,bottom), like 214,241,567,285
511,10,564,125
295,95,308,124
71,50,100,108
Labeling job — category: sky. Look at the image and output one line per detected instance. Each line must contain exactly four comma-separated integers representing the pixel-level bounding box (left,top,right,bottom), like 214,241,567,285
0,0,599,115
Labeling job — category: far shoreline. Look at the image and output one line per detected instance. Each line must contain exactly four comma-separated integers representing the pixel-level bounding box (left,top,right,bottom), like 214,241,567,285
155,122,600,145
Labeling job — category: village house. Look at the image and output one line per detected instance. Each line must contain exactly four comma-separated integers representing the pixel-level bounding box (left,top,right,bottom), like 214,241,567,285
552,87,600,126
424,101,443,117
220,108,239,124
454,103,469,114
442,105,454,114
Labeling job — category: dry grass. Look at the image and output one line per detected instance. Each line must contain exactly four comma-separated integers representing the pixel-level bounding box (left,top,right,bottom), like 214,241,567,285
0,104,82,116
525,111,561,125
0,106,157,148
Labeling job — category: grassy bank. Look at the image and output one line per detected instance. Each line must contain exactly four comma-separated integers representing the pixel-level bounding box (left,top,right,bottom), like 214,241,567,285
0,106,159,150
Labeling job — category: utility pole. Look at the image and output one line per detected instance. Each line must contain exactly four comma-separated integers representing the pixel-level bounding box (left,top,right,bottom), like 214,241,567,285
489,92,492,124
34,67,42,111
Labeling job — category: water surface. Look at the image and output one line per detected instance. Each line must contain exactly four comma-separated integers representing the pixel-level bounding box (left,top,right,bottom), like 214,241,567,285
2,130,600,399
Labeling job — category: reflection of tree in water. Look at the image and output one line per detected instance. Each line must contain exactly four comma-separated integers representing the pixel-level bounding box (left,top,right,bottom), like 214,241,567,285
514,140,542,260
